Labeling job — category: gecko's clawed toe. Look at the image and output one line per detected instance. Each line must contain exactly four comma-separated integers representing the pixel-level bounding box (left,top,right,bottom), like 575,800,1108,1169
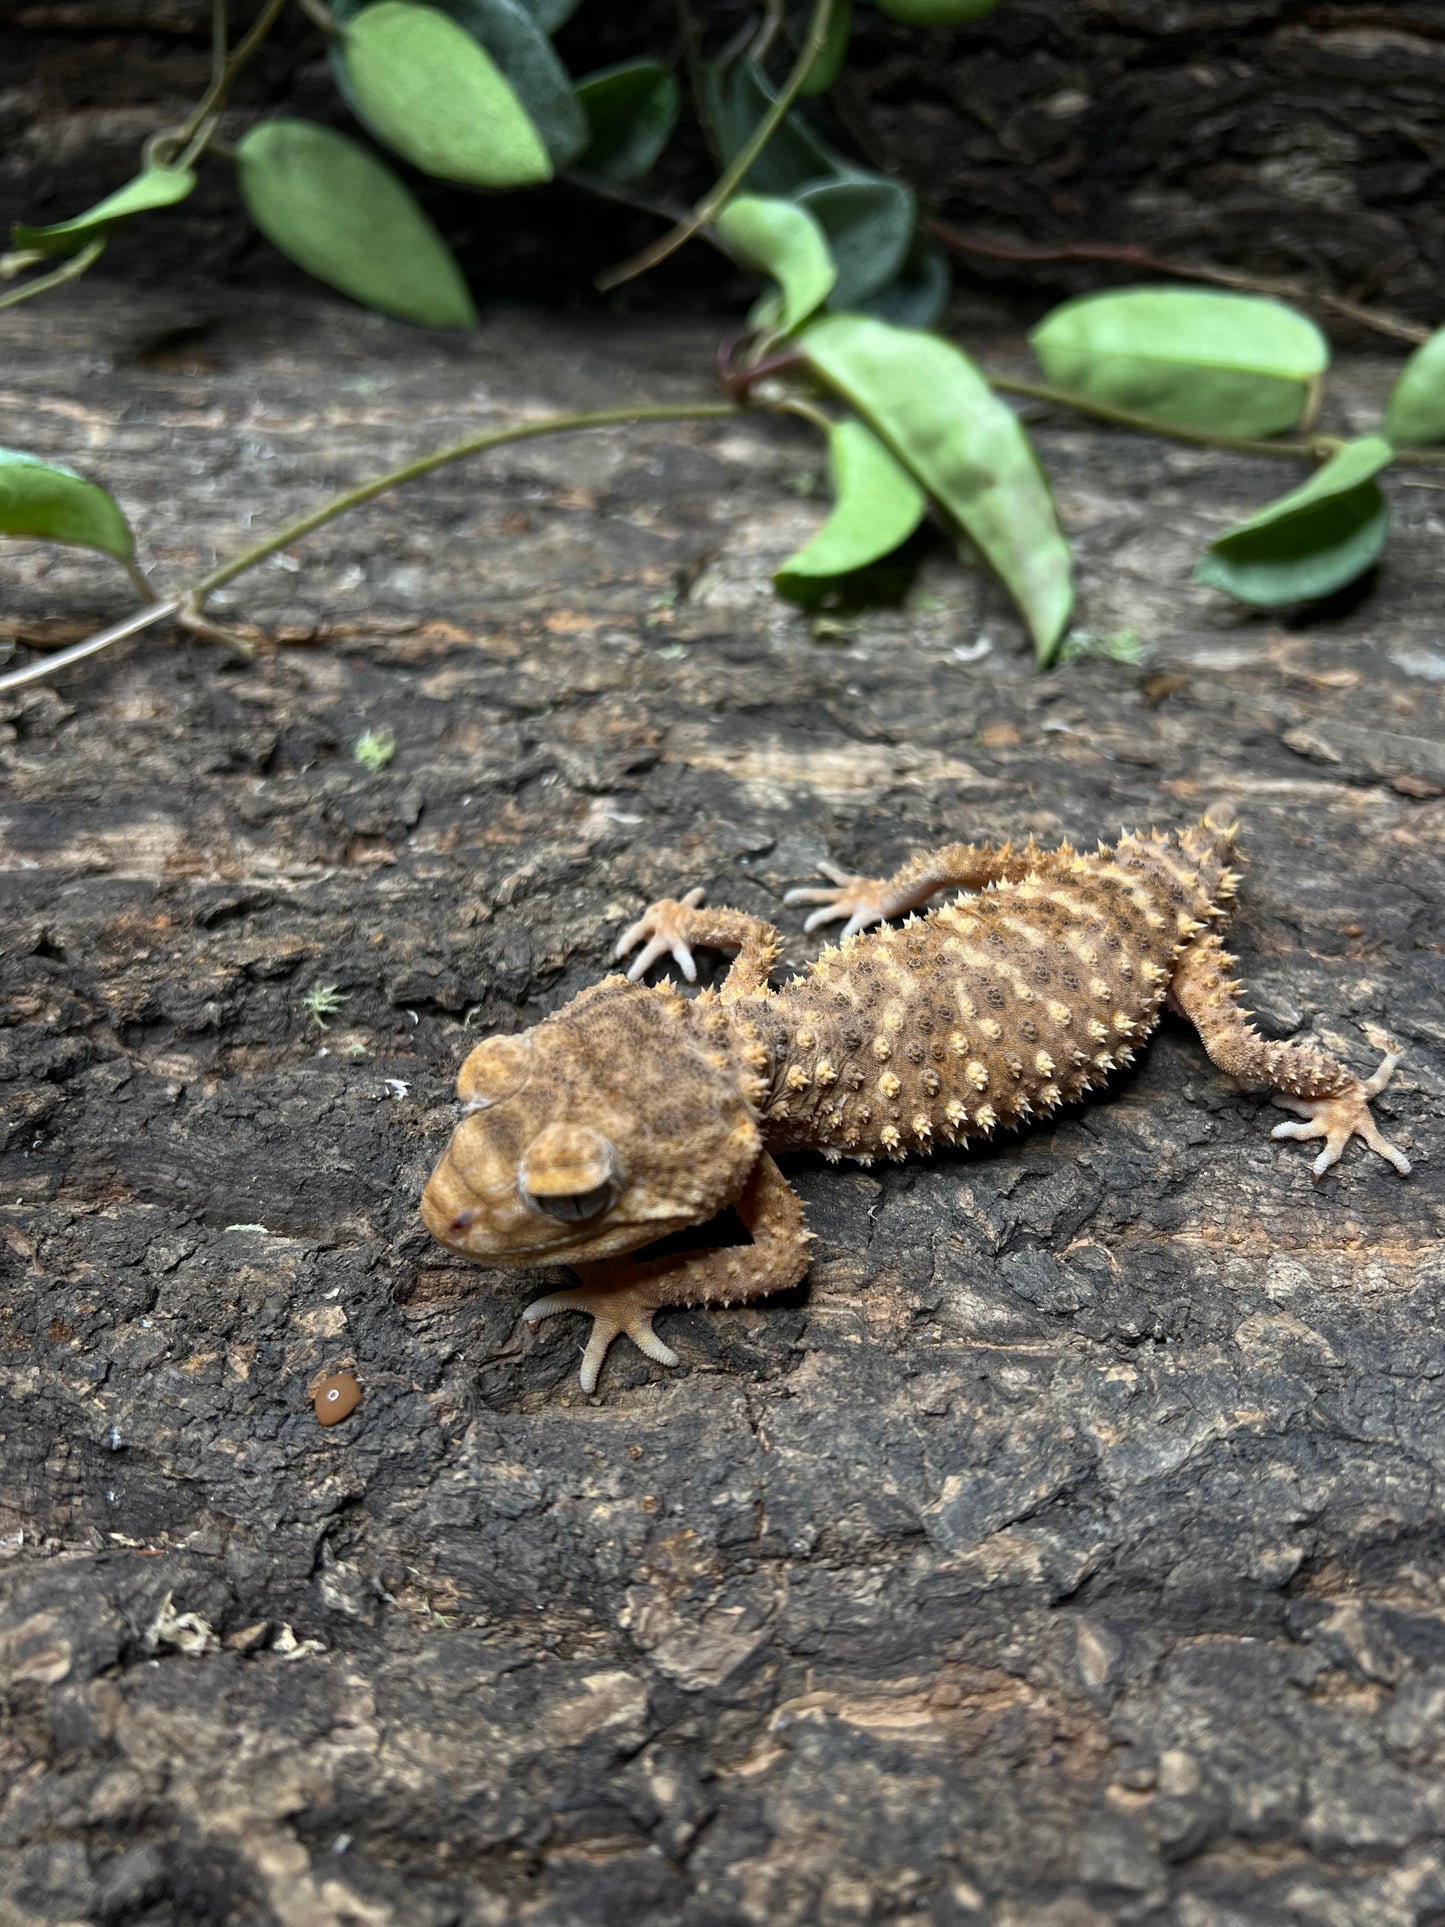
1270,1053,1412,1178
783,867,894,939
614,887,706,982
522,1283,680,1394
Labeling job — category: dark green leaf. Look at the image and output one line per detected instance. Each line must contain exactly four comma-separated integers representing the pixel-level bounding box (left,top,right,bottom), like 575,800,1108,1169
1384,328,1445,448
800,0,851,95
874,0,998,19
1193,435,1393,609
512,0,578,28
700,58,845,198
1030,288,1329,438
13,167,195,258
236,120,477,328
775,417,927,600
340,1,552,186
333,0,585,167
717,195,835,333
0,447,134,563
860,232,950,329
796,176,914,310
800,313,1073,661
574,60,680,182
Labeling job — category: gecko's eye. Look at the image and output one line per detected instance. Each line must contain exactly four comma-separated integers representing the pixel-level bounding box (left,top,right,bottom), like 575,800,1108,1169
457,1032,533,1110
519,1124,619,1224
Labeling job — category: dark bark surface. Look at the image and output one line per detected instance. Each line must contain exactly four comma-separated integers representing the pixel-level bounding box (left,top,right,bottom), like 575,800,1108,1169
4,1,1445,316
1,283,1444,1927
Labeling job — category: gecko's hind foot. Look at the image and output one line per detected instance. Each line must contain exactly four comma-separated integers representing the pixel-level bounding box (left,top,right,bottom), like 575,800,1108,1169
784,864,896,938
615,887,706,982
522,1282,679,1393
1270,1053,1412,1179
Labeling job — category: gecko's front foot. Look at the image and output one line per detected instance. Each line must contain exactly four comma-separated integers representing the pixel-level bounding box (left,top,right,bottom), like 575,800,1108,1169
522,1277,679,1393
615,887,706,982
1270,1053,1412,1178
783,863,896,938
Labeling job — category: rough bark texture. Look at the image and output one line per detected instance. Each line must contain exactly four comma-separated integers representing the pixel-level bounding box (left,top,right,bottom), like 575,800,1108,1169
1,284,1444,1927
4,1,1444,315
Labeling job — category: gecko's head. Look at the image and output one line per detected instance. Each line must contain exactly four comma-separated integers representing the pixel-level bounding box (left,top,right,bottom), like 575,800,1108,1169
421,977,765,1267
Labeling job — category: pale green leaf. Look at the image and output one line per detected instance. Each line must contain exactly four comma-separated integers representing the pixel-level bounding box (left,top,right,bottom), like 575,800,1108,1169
1031,288,1329,438
342,1,552,186
14,167,195,257
236,120,477,328
574,60,680,182
775,417,927,600
717,195,835,334
1194,435,1393,608
1384,328,1445,448
800,313,1072,661
0,447,134,563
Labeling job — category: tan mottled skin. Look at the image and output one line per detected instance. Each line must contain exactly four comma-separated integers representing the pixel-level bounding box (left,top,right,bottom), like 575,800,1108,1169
422,818,1410,1390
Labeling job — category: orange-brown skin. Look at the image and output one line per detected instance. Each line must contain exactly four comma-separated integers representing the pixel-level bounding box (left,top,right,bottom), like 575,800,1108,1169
421,817,1410,1390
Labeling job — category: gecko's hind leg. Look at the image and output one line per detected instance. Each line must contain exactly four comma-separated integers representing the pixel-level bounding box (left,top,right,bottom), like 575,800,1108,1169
1271,1054,1412,1178
785,840,1037,937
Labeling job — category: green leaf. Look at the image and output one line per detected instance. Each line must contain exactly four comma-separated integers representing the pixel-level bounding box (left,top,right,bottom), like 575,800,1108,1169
513,0,577,28
800,313,1072,661
1384,328,1445,448
860,232,950,329
236,120,477,328
800,0,851,95
574,60,680,182
1193,435,1393,609
874,0,998,19
796,176,914,310
717,195,835,334
0,447,134,563
13,166,195,258
775,417,927,600
333,0,585,168
1030,288,1329,438
341,1,553,186
700,58,845,198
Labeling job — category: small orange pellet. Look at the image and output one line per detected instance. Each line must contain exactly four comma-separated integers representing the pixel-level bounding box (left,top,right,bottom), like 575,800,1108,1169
313,1372,361,1426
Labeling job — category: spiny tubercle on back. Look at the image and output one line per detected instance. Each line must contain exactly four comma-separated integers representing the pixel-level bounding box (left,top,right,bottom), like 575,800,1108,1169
746,830,1237,1162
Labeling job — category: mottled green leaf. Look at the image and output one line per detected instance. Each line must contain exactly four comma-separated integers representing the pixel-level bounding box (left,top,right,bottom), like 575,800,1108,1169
775,417,927,600
1031,288,1329,438
1384,328,1445,448
700,58,845,198
874,0,997,19
1194,435,1393,609
341,1,552,186
860,232,950,329
13,167,195,257
800,313,1073,661
236,120,477,328
574,60,679,182
334,0,585,167
796,176,913,310
717,195,835,334
0,447,134,563
800,0,851,95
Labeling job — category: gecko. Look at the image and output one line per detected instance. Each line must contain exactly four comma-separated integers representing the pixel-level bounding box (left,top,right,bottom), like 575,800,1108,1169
421,817,1411,1391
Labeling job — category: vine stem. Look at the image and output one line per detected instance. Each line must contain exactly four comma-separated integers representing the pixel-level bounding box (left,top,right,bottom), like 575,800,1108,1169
595,0,838,292
0,402,741,696
0,237,107,314
991,373,1445,466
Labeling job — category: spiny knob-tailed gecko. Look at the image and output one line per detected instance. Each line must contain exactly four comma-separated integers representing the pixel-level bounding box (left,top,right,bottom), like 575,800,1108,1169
421,817,1411,1391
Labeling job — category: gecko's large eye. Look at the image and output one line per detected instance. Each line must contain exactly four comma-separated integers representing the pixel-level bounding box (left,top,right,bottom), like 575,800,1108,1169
457,1032,533,1111
519,1124,619,1224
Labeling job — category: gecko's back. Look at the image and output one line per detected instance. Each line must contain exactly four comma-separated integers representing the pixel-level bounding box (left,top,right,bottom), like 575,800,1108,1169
756,826,1233,1160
